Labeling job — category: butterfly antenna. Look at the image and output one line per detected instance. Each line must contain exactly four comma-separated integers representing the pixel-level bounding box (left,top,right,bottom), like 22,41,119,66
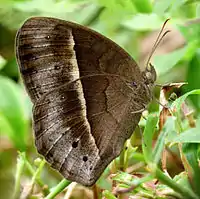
146,19,170,71
149,30,171,59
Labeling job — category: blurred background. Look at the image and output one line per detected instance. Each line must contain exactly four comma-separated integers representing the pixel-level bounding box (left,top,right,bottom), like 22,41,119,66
0,0,200,198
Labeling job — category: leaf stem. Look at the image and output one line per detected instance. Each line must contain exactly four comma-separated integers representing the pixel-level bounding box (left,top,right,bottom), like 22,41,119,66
13,152,26,199
45,179,71,199
23,156,50,195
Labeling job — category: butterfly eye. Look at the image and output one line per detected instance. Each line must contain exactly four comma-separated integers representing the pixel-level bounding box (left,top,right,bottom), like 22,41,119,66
132,81,137,87
146,71,152,81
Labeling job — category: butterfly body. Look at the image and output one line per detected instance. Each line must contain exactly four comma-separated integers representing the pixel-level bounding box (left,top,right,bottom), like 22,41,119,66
16,17,156,186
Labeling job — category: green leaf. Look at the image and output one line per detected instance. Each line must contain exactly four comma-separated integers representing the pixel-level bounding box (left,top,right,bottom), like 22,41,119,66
153,0,173,15
0,111,15,139
168,118,200,143
98,0,135,12
173,172,190,188
0,75,29,150
142,114,158,163
0,55,6,71
153,46,187,76
14,0,77,13
178,20,200,43
130,152,145,162
172,89,200,112
133,0,152,13
183,144,200,197
1,58,19,80
123,13,162,31
153,0,187,15
154,167,198,199
124,140,138,169
103,190,117,199
113,171,153,185
153,117,176,164
185,51,200,110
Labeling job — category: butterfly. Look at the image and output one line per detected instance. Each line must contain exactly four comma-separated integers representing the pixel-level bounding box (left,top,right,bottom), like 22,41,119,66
16,17,157,186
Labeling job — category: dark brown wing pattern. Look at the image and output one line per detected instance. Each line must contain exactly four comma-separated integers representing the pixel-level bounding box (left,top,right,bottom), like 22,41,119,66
16,17,152,186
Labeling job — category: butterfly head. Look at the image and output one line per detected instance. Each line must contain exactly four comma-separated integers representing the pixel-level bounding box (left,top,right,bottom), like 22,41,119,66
135,63,157,102
144,63,157,85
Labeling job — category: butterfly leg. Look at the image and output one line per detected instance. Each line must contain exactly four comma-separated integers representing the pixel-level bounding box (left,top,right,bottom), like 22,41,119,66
131,106,146,114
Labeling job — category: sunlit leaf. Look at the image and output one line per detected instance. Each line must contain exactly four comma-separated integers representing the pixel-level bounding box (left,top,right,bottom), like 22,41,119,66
153,46,187,76
0,55,6,70
172,89,200,112
123,13,162,31
185,51,200,110
142,114,158,163
153,117,176,164
103,190,117,199
0,76,29,150
168,118,200,143
183,143,200,197
133,0,152,13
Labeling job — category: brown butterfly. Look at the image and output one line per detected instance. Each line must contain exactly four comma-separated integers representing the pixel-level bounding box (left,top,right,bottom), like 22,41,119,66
16,17,158,186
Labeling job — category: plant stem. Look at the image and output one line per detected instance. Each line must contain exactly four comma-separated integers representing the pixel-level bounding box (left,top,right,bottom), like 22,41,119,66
13,152,26,199
25,159,46,197
45,179,71,199
23,156,50,195
92,184,99,199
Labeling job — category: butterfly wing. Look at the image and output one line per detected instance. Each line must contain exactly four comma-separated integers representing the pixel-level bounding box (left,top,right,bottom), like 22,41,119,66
16,17,141,102
16,17,150,186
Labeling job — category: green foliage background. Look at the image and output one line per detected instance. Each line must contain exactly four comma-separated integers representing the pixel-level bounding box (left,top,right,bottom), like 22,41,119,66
0,0,200,199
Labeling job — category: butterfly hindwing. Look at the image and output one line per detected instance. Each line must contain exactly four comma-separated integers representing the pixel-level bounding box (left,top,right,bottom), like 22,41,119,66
33,75,142,185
